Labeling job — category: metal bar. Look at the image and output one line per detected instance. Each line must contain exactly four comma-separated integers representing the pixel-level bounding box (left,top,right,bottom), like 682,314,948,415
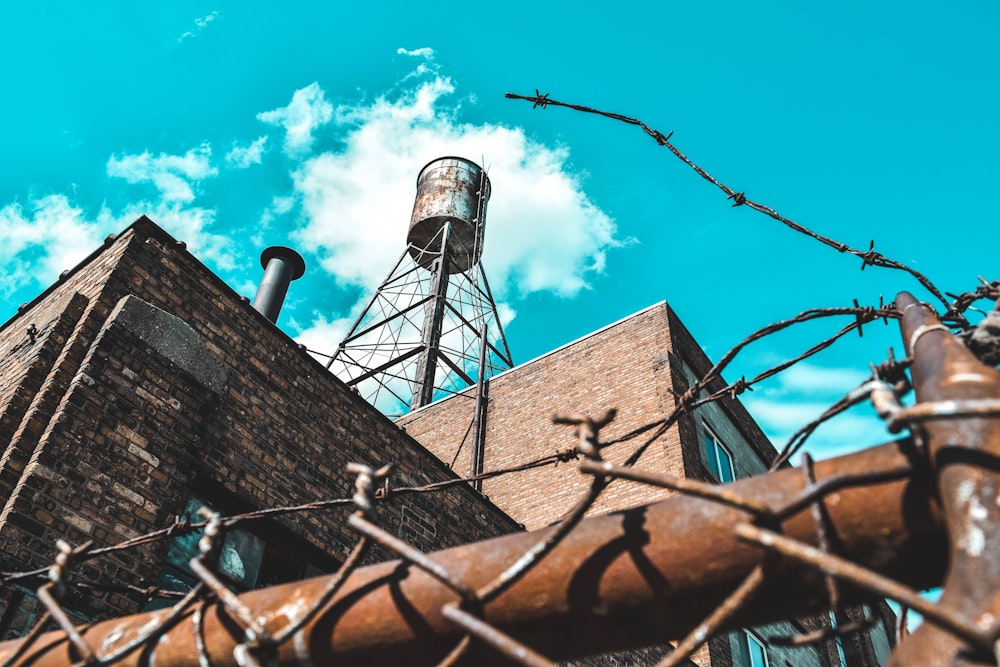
735,524,989,650
579,459,772,516
436,351,476,388
327,247,414,368
655,566,766,667
440,604,556,667
343,345,424,386
0,440,943,667
339,295,434,346
888,291,1000,665
477,270,514,367
412,223,452,408
470,325,490,491
439,298,510,370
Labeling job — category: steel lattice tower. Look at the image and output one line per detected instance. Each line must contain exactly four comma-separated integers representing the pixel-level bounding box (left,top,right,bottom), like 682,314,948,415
325,157,513,424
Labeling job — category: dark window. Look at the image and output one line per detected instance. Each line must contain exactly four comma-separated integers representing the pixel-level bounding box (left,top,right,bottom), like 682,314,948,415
742,631,769,667
147,494,333,609
703,423,735,483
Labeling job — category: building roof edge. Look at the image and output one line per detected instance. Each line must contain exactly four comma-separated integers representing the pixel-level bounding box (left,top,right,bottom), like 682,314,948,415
403,300,670,416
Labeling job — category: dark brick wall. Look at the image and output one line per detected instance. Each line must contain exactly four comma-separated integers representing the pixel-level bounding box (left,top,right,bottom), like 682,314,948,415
0,218,520,629
0,292,90,501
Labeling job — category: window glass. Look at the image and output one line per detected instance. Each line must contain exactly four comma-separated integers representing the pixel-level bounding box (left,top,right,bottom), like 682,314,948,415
164,497,204,568
830,610,847,666
744,632,768,667
703,424,735,483
704,433,721,479
220,528,265,589
163,496,264,588
147,494,330,610
715,441,735,483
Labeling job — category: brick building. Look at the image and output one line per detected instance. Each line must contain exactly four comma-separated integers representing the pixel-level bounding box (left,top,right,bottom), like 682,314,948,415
0,217,520,635
0,215,895,666
398,302,897,666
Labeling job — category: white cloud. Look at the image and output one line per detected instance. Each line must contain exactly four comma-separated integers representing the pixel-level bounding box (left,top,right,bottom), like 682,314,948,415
289,74,619,301
742,362,889,462
195,11,219,28
257,83,334,156
178,10,220,42
104,145,235,270
295,313,355,358
0,152,234,300
107,144,218,203
225,136,268,168
251,195,296,246
0,192,233,299
0,195,119,294
255,194,295,228
397,47,435,59
118,200,236,271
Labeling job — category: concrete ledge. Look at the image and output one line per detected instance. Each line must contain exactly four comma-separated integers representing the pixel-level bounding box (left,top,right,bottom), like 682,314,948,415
106,295,227,394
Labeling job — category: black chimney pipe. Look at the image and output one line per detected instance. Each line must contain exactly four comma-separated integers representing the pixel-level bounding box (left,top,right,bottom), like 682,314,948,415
253,246,306,323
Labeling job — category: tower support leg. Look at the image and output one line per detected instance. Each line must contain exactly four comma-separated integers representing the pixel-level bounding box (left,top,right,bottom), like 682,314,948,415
412,224,451,408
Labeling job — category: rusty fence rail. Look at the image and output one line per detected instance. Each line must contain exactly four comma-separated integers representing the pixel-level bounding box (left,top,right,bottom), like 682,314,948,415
0,94,997,667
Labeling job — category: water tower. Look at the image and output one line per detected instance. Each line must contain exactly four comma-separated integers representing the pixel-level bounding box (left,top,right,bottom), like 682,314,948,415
326,157,513,440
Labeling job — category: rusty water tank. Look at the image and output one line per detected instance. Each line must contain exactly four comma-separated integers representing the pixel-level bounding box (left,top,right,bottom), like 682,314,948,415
407,157,491,274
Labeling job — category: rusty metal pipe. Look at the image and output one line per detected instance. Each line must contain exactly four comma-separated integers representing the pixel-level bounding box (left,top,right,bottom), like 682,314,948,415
0,439,943,667
889,292,1000,666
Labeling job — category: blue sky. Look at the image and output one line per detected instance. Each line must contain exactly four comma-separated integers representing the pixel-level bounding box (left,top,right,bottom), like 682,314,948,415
1,1,997,462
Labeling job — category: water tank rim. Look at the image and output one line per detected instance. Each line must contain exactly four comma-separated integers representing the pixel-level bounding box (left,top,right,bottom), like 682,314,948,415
415,156,488,183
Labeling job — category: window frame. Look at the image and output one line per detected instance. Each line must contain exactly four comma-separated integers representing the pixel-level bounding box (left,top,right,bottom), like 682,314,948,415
829,610,848,666
146,486,340,610
703,421,736,483
742,630,769,667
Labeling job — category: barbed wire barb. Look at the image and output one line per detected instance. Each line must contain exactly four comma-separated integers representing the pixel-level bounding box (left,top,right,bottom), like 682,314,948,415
505,90,956,317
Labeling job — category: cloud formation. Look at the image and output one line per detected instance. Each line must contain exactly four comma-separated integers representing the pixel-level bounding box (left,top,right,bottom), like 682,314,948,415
225,136,268,168
121,200,235,271
288,73,619,300
397,47,435,59
0,196,118,294
742,362,888,461
0,193,235,300
178,10,220,42
104,145,234,268
0,140,236,302
257,83,333,156
107,144,217,202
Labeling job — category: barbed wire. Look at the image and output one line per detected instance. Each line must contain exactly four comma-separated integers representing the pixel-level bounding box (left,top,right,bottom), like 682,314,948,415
504,91,971,328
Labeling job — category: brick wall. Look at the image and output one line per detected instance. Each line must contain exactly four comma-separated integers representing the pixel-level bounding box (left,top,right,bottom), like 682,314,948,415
397,301,789,532
0,217,520,627
399,302,784,667
400,303,688,530
398,300,898,666
660,306,779,479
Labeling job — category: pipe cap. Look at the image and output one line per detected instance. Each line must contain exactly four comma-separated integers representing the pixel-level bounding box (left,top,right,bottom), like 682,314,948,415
260,246,306,280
